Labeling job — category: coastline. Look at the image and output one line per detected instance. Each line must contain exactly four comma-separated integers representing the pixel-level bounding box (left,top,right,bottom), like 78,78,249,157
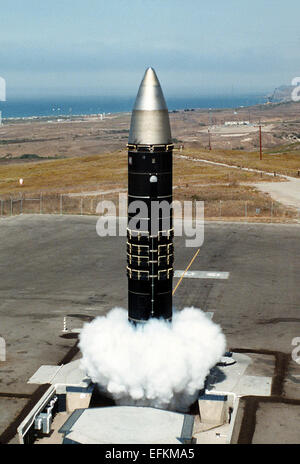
0,94,267,122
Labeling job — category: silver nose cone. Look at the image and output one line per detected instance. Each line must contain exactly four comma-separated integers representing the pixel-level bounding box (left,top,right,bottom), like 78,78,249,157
128,67,172,145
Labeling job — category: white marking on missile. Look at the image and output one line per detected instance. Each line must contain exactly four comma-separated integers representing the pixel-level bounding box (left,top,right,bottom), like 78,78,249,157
174,270,229,279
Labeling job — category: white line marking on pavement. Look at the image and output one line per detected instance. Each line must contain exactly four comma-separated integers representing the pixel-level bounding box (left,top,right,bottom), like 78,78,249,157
174,270,230,279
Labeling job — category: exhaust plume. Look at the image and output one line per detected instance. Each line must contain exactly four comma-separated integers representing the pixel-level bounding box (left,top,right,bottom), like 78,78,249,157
79,307,226,412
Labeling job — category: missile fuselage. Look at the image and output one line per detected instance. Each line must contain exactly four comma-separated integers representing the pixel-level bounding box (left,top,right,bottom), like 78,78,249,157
127,68,173,324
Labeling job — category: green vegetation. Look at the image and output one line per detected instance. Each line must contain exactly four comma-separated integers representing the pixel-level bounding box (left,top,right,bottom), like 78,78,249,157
20,154,42,159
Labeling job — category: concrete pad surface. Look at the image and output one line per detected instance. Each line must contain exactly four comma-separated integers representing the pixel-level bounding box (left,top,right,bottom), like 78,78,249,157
1,216,300,443
252,402,300,444
60,406,193,444
28,360,89,389
234,375,271,397
0,397,28,437
207,353,273,397
206,353,252,393
244,353,275,377
194,423,230,445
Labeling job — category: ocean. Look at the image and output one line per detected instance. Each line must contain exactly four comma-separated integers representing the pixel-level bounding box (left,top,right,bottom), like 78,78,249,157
0,94,266,119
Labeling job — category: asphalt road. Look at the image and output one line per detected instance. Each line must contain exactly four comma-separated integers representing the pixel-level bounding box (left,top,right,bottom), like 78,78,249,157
0,214,300,442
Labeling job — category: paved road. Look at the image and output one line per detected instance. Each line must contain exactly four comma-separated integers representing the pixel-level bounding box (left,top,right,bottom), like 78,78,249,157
178,153,300,211
254,178,300,210
0,215,300,441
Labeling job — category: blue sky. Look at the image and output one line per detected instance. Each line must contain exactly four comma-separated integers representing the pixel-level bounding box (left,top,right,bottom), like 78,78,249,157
0,0,299,97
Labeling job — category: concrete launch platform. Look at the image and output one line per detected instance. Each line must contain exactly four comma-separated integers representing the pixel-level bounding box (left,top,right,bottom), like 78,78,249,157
28,359,90,391
59,407,194,444
17,349,276,444
207,352,272,397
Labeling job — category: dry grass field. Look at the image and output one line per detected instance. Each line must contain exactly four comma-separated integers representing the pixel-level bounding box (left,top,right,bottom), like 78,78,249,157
180,148,300,178
0,149,277,197
0,152,127,196
0,149,297,221
1,100,300,221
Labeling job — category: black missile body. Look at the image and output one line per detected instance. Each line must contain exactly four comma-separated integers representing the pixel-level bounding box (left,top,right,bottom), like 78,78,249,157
127,68,174,324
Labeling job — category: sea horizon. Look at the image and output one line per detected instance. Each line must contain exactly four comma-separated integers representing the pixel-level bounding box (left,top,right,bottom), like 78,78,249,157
0,94,267,120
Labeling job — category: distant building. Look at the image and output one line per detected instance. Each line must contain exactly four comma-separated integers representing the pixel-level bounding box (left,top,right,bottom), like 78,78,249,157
224,121,250,126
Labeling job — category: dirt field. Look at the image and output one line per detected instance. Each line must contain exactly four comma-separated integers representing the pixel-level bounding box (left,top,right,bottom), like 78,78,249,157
0,100,300,161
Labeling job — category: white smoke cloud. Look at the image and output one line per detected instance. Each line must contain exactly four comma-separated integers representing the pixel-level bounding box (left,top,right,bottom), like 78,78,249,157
79,307,226,412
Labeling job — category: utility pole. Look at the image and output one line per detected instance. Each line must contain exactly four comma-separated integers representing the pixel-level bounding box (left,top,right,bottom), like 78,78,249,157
259,125,262,160
208,108,212,126
208,129,212,151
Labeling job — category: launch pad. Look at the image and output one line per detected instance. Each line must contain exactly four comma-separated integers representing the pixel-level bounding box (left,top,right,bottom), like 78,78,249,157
1,215,300,444
16,348,274,444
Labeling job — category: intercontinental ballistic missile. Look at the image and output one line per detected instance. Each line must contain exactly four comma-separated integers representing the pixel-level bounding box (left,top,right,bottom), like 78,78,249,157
127,67,174,324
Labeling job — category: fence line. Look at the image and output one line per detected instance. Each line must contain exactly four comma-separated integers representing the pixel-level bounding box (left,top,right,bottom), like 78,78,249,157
0,194,299,221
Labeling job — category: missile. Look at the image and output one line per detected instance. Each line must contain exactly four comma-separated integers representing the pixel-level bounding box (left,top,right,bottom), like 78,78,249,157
127,67,174,324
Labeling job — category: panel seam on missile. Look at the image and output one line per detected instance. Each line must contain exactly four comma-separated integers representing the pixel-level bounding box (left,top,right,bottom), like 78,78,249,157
129,171,172,175
129,195,172,199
